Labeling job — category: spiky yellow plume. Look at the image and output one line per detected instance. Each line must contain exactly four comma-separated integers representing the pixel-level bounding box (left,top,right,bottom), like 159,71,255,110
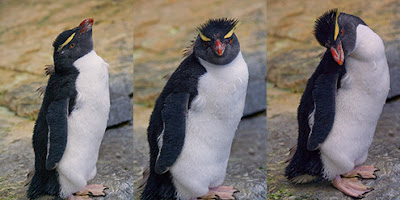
224,21,240,39
58,33,76,52
334,9,340,41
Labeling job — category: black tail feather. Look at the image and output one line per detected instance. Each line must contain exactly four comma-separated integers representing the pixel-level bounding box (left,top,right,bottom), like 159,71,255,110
27,169,60,199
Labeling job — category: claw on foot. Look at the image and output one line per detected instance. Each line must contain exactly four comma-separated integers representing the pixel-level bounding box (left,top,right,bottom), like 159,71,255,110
333,176,373,198
342,165,379,179
198,186,239,200
74,184,108,197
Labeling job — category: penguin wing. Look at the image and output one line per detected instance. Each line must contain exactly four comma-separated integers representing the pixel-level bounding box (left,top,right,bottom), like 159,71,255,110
155,92,190,174
45,98,69,170
307,73,338,151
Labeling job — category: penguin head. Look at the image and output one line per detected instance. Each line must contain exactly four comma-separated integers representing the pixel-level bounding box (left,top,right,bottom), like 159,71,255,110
52,18,94,69
193,18,240,65
314,9,366,65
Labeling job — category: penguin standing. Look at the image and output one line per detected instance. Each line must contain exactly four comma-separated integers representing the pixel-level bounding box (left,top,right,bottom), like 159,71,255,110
141,18,248,200
27,18,110,199
285,9,390,198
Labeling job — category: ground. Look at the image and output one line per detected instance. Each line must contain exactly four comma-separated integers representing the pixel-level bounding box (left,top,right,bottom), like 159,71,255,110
267,0,400,199
0,0,133,199
133,0,267,199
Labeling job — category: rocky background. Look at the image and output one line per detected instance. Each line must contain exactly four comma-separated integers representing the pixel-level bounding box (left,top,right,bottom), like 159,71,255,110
267,0,400,199
133,0,267,199
0,0,133,199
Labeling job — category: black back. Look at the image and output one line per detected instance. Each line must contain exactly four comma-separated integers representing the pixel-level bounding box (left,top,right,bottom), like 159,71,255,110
28,19,94,199
285,51,345,179
285,9,366,181
141,53,206,199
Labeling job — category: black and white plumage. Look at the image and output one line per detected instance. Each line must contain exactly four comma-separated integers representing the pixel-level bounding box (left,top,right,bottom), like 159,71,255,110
141,18,248,200
27,18,110,199
285,9,390,197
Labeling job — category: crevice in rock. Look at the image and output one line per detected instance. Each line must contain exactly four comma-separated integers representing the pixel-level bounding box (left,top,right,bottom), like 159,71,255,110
386,95,400,103
106,120,132,130
242,109,266,119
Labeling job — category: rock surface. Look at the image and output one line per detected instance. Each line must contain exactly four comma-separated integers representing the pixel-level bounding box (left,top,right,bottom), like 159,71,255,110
267,1,400,199
267,0,400,95
133,0,267,116
0,0,134,127
0,1,134,199
133,106,267,200
0,106,134,199
133,0,267,199
267,87,400,199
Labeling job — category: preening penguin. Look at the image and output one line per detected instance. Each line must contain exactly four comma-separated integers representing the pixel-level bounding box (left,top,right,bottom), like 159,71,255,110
285,9,390,198
141,18,248,200
27,18,110,199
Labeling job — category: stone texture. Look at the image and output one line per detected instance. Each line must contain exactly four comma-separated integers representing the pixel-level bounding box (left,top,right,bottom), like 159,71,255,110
107,96,133,127
385,40,400,99
0,0,134,127
267,3,400,198
109,73,134,99
133,0,267,198
133,105,267,199
0,1,133,199
133,0,267,112
267,86,400,199
267,0,400,93
0,106,133,199
244,52,267,116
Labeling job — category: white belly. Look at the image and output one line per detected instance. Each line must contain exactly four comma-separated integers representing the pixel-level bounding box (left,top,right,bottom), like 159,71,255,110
320,49,390,180
170,52,248,199
57,51,110,197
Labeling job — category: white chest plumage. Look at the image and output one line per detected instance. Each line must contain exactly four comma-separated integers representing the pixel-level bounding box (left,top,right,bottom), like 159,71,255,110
169,52,248,199
320,25,390,180
57,50,110,197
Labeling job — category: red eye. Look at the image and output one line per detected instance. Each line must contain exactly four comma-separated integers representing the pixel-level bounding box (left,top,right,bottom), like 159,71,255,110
229,38,232,43
70,43,75,48
341,29,344,35
203,42,207,47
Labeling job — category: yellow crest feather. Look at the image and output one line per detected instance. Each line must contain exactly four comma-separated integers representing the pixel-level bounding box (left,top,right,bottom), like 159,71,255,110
58,33,76,52
198,30,211,42
334,9,340,41
224,21,240,39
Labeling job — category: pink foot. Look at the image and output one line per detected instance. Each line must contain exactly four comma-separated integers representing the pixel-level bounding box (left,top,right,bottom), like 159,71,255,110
74,184,108,197
332,176,373,198
198,186,239,200
342,165,379,179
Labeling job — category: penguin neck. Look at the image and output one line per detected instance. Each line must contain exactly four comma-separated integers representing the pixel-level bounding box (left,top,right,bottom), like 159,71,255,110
348,25,385,62
198,51,243,71
54,58,79,75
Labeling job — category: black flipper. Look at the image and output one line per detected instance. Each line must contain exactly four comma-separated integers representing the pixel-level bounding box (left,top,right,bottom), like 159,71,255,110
285,51,342,181
307,73,338,151
155,93,190,174
45,98,69,171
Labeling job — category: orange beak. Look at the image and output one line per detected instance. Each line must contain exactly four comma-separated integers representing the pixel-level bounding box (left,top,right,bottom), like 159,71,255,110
330,41,344,66
213,39,226,56
79,18,94,35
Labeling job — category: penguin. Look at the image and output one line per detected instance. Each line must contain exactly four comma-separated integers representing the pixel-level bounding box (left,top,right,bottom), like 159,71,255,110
140,18,248,200
285,9,390,198
27,18,110,199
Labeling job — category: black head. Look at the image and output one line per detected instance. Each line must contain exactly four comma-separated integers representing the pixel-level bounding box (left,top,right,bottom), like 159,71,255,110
314,9,366,65
52,18,94,72
193,18,241,65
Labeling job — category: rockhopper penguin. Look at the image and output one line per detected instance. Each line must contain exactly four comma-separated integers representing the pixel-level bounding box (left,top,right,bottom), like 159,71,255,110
27,18,110,199
285,9,390,198
140,18,249,200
